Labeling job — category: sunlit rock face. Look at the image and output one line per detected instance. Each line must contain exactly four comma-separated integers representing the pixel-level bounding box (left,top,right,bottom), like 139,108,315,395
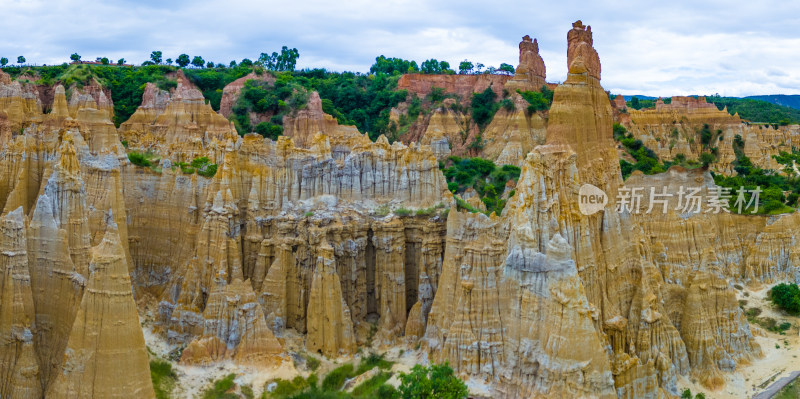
423,20,764,398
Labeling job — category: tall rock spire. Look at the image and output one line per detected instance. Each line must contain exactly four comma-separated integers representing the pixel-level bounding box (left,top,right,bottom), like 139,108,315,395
48,224,155,399
505,35,547,91
0,207,41,399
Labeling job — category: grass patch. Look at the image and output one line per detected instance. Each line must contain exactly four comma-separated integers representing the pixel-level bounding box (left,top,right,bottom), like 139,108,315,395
150,358,178,399
202,373,238,399
355,353,393,375
266,375,318,398
351,372,395,397
321,364,355,391
395,207,412,217
775,376,800,399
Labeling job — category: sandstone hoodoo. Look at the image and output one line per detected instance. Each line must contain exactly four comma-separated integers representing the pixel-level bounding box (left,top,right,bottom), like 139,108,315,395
0,17,797,399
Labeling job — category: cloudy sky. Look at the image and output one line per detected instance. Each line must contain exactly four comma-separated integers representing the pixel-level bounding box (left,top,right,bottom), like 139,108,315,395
3,0,799,97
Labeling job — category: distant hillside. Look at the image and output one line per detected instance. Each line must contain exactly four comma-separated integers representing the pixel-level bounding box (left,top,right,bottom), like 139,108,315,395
707,96,800,124
745,94,800,110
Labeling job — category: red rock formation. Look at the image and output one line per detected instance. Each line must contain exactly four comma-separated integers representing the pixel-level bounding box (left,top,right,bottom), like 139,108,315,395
396,74,510,102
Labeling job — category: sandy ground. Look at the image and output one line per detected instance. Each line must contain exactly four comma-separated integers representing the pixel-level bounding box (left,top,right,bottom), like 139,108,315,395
141,320,299,398
140,319,467,398
140,284,798,398
677,284,800,399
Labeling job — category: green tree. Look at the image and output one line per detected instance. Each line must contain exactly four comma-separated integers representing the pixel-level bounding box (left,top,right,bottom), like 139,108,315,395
471,86,499,129
70,53,81,62
258,46,300,71
191,55,205,68
150,51,163,64
206,61,214,68
117,58,126,65
229,60,237,67
100,57,109,65
17,56,25,64
176,54,190,67
398,363,468,399
239,58,253,67
499,63,515,75
770,283,800,313
458,60,473,74
700,152,716,167
0,57,7,67
165,58,173,65
370,55,419,75
420,59,452,74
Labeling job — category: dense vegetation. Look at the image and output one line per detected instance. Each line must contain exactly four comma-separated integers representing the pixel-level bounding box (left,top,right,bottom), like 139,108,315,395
398,363,469,399
712,134,798,214
623,94,800,125
706,95,800,124
441,156,521,215
266,353,399,399
614,123,675,179
746,94,800,110
769,283,800,314
517,85,554,113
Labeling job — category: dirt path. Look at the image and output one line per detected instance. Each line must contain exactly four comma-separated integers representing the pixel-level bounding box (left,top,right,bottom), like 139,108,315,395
754,370,800,399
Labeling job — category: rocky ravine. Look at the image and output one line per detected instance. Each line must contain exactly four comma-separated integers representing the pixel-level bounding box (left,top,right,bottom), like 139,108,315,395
0,21,797,399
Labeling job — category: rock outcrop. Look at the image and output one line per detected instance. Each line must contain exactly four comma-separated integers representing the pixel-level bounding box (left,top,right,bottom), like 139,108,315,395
282,92,363,148
305,241,357,357
48,225,155,399
220,72,276,118
0,19,796,399
505,35,547,92
0,207,41,399
397,74,510,102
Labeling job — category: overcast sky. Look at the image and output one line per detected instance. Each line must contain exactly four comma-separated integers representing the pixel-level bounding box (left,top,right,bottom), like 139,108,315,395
3,0,799,97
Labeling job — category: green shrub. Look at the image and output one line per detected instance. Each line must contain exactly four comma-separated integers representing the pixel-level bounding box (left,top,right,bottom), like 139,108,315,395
517,85,554,113
197,164,218,178
471,86,499,129
395,207,412,216
128,151,152,167
427,87,446,103
770,283,800,314
500,98,515,112
255,122,283,140
398,363,468,399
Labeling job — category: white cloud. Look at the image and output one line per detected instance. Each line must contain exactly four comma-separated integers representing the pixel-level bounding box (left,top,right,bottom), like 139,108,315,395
1,0,799,96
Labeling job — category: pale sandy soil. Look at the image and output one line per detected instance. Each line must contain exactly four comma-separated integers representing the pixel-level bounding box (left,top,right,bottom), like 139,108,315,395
677,284,800,399
141,320,298,398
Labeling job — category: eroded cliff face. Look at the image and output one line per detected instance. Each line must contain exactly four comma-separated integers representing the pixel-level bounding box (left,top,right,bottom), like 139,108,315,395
0,70,155,397
422,21,765,398
118,70,237,162
0,21,796,399
616,93,800,174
